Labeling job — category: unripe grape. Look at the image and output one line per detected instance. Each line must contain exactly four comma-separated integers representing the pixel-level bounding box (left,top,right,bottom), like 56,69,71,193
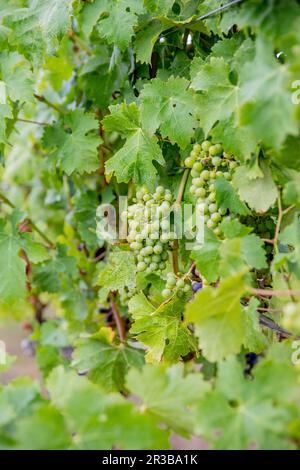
211,212,221,223
162,289,172,299
176,278,185,288
149,262,158,271
229,161,238,170
190,185,196,194
193,177,203,187
201,170,210,180
214,227,222,236
218,207,227,215
209,171,216,179
164,192,173,202
137,262,146,272
224,172,231,180
143,193,151,202
130,241,142,250
161,252,169,261
209,203,218,213
201,140,211,151
216,171,223,177
193,143,201,153
152,254,161,263
193,162,203,172
144,256,151,265
185,156,195,168
209,143,223,156
159,262,166,271
195,187,206,198
160,232,171,243
212,156,221,167
144,245,153,255
146,238,154,246
153,243,163,254
191,169,200,178
207,219,216,229
208,192,216,202
166,276,176,287
183,284,191,293
156,186,165,195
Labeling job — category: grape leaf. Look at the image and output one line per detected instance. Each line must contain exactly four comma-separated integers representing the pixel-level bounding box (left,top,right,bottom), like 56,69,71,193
195,344,298,449
104,103,164,188
215,176,250,215
81,0,144,50
42,110,101,175
0,230,26,305
126,363,210,435
233,164,277,213
140,76,200,148
72,327,144,392
129,292,196,363
185,272,247,362
6,0,72,63
0,51,33,103
98,251,136,291
191,57,238,134
238,38,297,149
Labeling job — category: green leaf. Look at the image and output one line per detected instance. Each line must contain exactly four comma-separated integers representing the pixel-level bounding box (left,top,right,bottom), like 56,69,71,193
15,404,71,450
191,57,238,134
134,20,164,64
129,293,196,363
195,344,298,449
0,231,26,305
243,298,268,353
191,228,221,283
238,37,297,148
42,110,101,175
0,51,33,103
81,0,145,50
215,176,249,215
104,103,164,188
185,272,247,362
98,250,136,291
140,76,200,148
233,164,277,213
241,234,267,270
126,363,210,435
72,327,144,392
144,0,175,16
7,0,72,63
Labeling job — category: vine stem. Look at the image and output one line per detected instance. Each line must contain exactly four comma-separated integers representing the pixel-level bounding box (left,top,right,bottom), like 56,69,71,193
172,169,190,274
111,299,126,342
34,94,64,114
17,118,49,126
0,192,54,249
249,287,300,297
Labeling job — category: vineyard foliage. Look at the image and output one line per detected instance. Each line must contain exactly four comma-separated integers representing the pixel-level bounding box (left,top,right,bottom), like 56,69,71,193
0,0,300,450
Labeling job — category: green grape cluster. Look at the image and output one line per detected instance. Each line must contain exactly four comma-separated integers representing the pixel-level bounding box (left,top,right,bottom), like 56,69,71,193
162,272,192,299
185,140,238,237
125,186,175,274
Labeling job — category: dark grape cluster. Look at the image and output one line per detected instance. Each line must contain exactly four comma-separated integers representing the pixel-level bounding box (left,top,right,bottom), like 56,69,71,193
125,186,174,274
162,272,192,299
185,140,238,237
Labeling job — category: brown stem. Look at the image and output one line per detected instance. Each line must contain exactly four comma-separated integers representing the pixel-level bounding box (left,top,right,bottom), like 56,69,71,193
17,118,49,126
250,287,300,297
34,94,64,114
111,299,126,342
